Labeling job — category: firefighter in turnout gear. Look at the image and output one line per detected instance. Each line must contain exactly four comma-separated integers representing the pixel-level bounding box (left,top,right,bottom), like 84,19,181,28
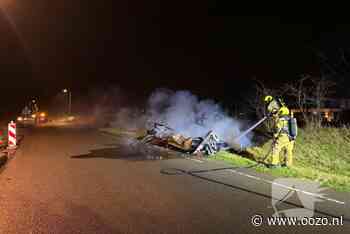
264,96,297,168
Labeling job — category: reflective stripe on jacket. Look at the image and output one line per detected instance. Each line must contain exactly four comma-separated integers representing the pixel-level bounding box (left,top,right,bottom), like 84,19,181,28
273,116,290,138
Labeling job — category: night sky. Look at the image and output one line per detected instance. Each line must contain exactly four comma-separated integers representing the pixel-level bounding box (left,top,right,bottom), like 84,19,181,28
1,1,350,113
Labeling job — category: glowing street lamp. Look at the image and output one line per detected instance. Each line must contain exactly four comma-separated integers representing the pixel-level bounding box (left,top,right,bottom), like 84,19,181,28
62,88,72,115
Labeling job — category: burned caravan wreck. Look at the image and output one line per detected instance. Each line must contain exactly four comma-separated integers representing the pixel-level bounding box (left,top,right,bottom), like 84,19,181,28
139,123,230,155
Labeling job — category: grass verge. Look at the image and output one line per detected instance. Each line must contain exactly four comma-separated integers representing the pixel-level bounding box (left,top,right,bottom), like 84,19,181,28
211,127,350,192
100,127,350,192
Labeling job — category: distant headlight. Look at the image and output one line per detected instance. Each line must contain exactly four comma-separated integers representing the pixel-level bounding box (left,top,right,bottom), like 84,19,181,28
31,114,36,118
40,112,46,117
17,117,23,121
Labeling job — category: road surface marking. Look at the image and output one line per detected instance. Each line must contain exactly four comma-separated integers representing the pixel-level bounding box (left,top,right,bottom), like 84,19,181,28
228,169,345,205
188,158,204,163
182,157,345,205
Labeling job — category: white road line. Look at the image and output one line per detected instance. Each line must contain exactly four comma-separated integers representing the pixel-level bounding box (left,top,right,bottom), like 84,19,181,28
228,169,345,205
187,158,204,163
182,157,345,205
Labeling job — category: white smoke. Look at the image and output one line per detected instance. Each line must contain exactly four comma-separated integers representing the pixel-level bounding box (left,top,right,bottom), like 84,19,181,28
113,107,147,131
146,89,252,147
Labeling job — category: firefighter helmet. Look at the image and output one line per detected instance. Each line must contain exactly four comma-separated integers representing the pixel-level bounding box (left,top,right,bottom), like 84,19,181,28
264,95,273,103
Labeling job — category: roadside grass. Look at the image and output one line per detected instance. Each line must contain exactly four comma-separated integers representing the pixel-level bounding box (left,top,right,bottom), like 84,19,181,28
100,126,350,192
211,127,350,192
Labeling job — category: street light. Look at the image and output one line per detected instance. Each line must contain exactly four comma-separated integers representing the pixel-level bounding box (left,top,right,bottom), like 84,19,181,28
62,88,72,115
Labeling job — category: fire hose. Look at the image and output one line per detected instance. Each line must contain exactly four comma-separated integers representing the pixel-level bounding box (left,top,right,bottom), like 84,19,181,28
160,119,348,221
161,115,274,175
160,114,287,180
160,162,348,221
233,116,267,143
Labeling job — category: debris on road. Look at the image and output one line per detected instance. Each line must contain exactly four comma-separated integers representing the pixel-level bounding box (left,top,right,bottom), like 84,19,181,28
139,122,230,156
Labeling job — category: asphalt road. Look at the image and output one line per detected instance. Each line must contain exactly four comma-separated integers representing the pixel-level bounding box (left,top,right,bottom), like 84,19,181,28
0,125,349,233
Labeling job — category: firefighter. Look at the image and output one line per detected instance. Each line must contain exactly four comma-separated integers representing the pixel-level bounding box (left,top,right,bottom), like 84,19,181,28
264,96,296,168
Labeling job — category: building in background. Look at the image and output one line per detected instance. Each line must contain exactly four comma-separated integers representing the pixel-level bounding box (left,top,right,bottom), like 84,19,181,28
290,98,350,124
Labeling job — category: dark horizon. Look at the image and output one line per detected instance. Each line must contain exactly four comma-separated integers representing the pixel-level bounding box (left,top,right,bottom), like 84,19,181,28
1,2,350,114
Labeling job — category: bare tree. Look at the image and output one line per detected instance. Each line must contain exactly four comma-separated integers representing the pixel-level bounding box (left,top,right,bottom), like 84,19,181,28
311,76,336,128
246,73,336,132
283,75,312,124
284,75,336,128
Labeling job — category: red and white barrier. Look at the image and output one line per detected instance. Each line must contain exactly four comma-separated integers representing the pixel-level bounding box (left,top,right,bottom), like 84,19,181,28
8,121,17,149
